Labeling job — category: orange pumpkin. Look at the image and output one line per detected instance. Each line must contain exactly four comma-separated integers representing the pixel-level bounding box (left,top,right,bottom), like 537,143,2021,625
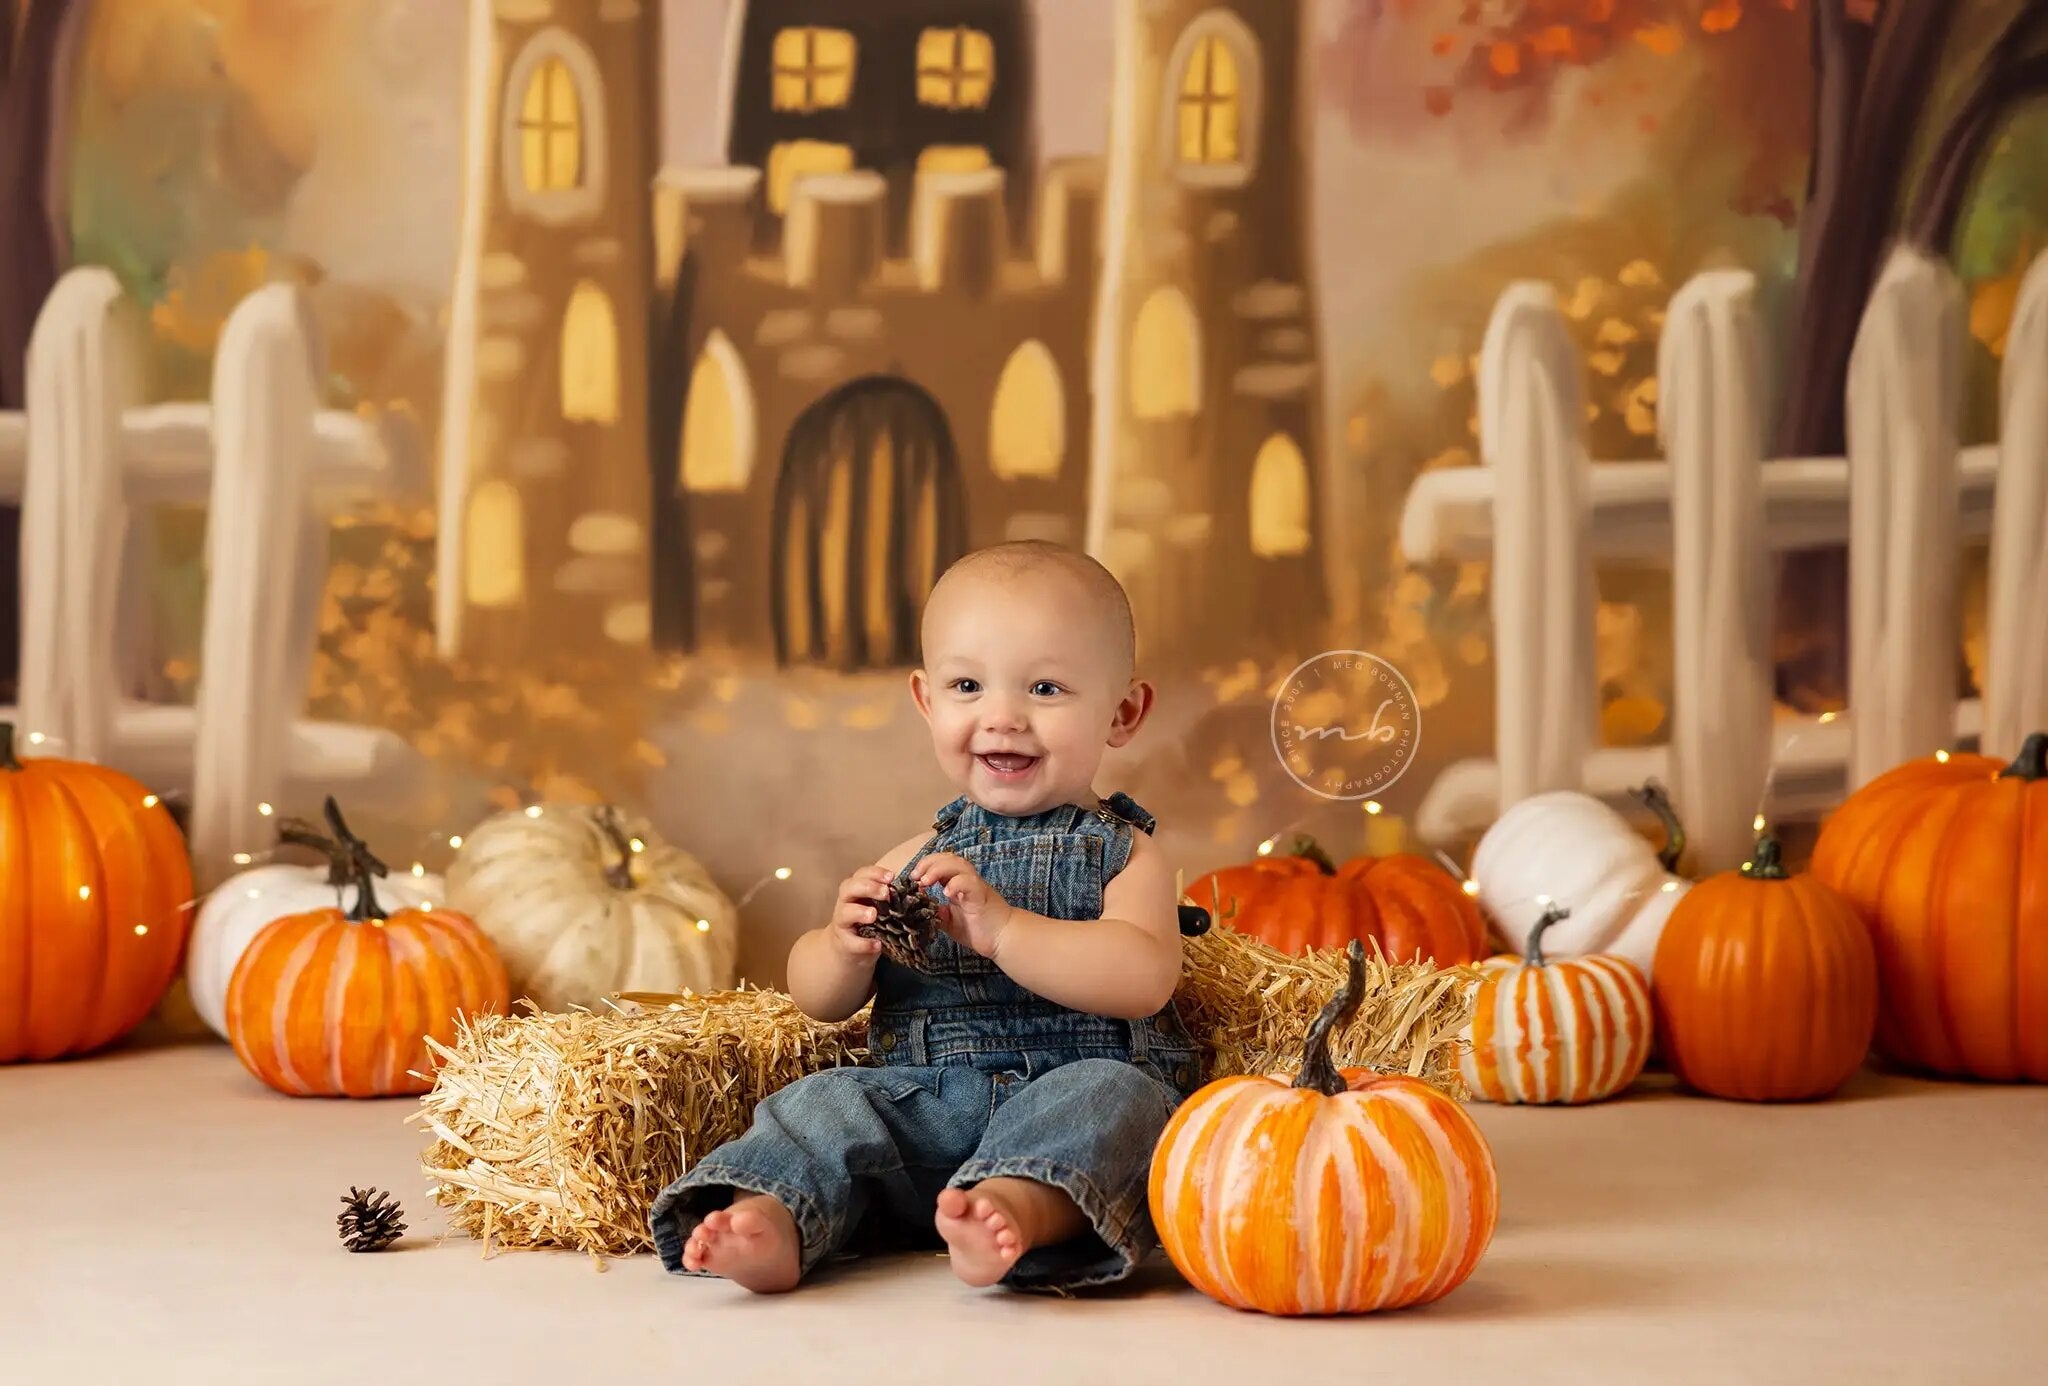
1186,837,1488,963
1811,733,2048,1081
0,722,194,1062
224,799,507,1097
1652,835,1877,1101
1149,941,1498,1315
1460,905,1652,1105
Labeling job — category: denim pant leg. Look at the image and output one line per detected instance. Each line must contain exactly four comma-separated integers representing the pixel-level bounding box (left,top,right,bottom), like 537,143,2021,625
649,1066,980,1279
949,1057,1182,1292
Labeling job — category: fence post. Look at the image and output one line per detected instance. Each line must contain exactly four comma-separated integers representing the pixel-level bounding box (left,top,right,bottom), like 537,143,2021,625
1984,248,2048,760
189,285,324,878
18,267,141,764
1845,248,1964,788
1479,283,1595,804
1659,270,1771,871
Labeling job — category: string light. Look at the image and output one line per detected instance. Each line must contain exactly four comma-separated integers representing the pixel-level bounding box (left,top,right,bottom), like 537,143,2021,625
1256,838,1276,857
412,863,426,877
1752,813,1767,832
630,837,646,854
1935,749,1951,763
232,852,253,866
1819,711,1838,724
77,885,91,901
134,924,149,936
257,802,274,816
525,805,543,819
1661,881,1680,892
695,918,711,933
25,732,44,745
142,794,159,808
449,835,464,849
774,866,792,880
1364,800,1383,816
1461,879,1481,897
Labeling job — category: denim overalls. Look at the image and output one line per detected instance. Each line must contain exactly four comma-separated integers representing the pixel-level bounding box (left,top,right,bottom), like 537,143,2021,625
650,792,1203,1291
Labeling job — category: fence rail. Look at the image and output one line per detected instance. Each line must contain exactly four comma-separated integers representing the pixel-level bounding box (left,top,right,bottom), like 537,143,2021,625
0,266,429,882
1400,247,2048,869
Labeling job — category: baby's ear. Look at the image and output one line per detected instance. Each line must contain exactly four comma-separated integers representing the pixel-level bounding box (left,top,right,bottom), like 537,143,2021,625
1106,679,1155,748
908,668,934,721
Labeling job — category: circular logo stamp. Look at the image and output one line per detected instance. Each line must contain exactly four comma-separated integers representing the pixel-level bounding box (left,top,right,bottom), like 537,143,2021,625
1270,651,1422,801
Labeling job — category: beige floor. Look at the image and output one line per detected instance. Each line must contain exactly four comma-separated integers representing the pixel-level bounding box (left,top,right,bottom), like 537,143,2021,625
5,1041,2046,1386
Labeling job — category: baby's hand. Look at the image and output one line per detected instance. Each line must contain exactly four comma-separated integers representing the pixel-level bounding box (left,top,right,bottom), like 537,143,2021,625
829,866,892,961
912,852,1015,959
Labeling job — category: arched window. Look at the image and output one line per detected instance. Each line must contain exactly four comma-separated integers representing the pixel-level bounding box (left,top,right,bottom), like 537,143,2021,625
1249,433,1311,557
560,281,619,424
1129,288,1200,419
989,341,1064,479
1164,11,1261,187
521,58,582,193
501,30,607,222
466,480,525,608
681,330,757,492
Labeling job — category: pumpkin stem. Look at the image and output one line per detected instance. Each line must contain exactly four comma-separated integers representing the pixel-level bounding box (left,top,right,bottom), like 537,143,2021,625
1524,904,1571,968
1634,781,1686,873
1283,834,1339,875
322,796,391,922
1741,833,1789,880
0,722,18,772
1997,732,2047,782
594,805,638,890
1293,940,1366,1096
277,816,354,889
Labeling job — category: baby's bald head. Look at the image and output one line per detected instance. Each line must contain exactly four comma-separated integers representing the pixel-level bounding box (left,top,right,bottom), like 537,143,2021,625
920,542,1137,681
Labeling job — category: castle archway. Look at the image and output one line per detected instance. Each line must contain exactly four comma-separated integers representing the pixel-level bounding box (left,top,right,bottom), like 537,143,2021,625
771,376,965,668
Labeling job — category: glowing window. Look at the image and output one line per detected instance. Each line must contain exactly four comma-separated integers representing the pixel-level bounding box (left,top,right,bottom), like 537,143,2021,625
1178,35,1239,166
917,144,992,177
766,139,856,213
1249,434,1311,557
1129,288,1200,419
560,281,619,424
772,27,857,112
917,27,994,109
465,480,525,608
520,58,583,193
990,341,1063,480
681,331,757,492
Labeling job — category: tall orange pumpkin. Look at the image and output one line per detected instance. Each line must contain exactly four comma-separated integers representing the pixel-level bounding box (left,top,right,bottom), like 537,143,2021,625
1653,835,1877,1101
0,722,194,1062
1149,941,1498,1315
1186,837,1488,963
224,799,507,1097
1460,906,1652,1105
1811,733,2048,1081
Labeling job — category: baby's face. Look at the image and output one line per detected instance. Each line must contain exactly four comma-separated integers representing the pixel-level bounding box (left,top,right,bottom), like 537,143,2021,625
912,571,1143,816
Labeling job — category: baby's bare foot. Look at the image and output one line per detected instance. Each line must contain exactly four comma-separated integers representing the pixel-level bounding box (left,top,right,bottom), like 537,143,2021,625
935,1185,1026,1287
680,1194,800,1293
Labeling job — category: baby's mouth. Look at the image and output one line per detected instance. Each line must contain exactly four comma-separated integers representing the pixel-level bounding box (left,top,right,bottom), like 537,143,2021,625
976,752,1040,779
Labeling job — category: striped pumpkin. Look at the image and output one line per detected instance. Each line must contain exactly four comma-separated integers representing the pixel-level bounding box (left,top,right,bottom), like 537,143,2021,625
1149,941,1498,1315
1459,905,1652,1104
0,722,194,1062
223,799,507,1097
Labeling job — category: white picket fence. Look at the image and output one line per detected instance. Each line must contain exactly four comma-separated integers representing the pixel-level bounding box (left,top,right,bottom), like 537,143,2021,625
1400,246,2048,870
0,267,429,882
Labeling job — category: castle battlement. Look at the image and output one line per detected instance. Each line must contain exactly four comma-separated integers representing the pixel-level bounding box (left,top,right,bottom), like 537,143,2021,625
653,157,1104,301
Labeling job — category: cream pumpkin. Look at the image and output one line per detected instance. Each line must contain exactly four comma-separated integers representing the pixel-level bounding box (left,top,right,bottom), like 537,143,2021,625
1469,784,1690,977
444,804,738,1012
188,853,442,1041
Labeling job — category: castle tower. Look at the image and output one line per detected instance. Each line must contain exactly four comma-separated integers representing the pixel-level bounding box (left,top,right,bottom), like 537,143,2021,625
649,0,1102,667
436,0,659,663
1087,0,1325,661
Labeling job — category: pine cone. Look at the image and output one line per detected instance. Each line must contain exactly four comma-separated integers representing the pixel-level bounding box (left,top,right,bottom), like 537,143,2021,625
858,879,941,971
337,1186,407,1253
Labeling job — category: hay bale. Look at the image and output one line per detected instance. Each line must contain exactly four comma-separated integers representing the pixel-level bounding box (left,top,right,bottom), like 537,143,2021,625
415,927,1474,1255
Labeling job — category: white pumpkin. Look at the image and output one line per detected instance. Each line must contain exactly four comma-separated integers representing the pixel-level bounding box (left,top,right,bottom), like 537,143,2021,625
185,861,442,1040
1469,785,1690,977
444,804,738,1012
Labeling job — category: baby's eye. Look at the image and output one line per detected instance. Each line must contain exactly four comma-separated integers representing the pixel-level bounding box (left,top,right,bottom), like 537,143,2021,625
1029,681,1064,698
949,678,982,694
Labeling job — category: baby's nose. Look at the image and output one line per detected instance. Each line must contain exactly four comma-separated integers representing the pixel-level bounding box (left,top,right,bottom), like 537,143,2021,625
981,699,1028,732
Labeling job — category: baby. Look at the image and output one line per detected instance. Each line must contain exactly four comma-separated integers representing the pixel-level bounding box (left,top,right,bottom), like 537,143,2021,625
648,541,1201,1294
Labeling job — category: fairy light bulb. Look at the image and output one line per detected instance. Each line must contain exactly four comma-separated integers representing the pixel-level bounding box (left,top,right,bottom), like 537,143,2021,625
257,802,274,817
526,805,543,818
134,924,149,937
1752,813,1767,832
1661,881,1679,893
1935,749,1951,763
232,853,253,866
630,838,646,854
1461,880,1480,897
449,835,464,849
1819,711,1838,724
774,866,792,880
77,885,92,901
695,918,711,933
1256,838,1276,857
142,794,159,808
25,731,44,745
1364,800,1383,816
411,863,425,878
